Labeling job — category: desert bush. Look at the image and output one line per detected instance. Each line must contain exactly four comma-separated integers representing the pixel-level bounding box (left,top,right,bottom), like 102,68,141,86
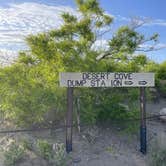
155,61,166,97
76,87,140,126
0,0,159,127
36,139,53,161
0,63,65,126
96,89,139,122
4,143,25,166
36,139,66,166
51,143,66,166
157,61,166,80
148,134,166,166
150,149,166,166
157,80,166,97
21,138,34,151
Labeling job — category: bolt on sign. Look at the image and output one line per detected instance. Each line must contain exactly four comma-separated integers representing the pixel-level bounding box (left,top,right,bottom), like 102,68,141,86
60,72,155,87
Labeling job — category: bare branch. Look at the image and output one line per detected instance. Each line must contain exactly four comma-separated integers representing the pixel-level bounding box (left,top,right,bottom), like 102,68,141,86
128,16,151,30
136,46,166,52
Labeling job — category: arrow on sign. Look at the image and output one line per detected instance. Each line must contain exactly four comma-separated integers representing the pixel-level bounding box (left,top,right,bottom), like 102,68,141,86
138,81,147,85
124,81,133,85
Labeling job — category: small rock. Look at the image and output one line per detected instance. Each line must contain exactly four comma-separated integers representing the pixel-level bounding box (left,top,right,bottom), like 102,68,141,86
159,108,166,122
72,157,81,163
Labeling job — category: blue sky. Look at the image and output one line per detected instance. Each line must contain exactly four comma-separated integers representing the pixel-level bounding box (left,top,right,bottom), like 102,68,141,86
100,0,166,62
0,0,166,65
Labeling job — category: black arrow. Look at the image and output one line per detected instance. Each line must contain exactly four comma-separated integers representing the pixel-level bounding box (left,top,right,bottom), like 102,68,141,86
138,81,147,85
124,81,133,85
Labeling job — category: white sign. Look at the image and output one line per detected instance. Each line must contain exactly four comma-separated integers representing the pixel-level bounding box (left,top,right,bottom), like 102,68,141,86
59,72,155,87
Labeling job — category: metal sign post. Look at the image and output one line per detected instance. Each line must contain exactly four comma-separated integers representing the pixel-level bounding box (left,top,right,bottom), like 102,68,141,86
66,87,73,153
140,87,146,154
60,72,155,154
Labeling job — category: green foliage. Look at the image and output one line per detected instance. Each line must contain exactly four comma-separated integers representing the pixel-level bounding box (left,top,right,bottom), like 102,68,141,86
144,60,159,72
106,146,116,154
150,149,166,166
61,12,77,23
77,88,100,124
37,140,53,161
0,0,113,126
4,143,25,166
157,61,166,80
76,0,103,15
157,80,166,97
106,26,158,63
0,62,64,126
148,139,166,166
96,91,139,122
51,143,66,166
150,61,166,97
0,0,160,127
75,88,139,127
21,139,33,150
133,54,147,66
36,140,66,166
109,26,144,57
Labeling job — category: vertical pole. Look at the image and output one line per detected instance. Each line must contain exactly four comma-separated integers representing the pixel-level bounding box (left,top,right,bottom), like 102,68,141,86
76,97,81,133
140,87,147,154
66,87,74,153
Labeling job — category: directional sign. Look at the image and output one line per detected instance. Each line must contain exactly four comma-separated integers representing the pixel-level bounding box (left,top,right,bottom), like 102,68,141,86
59,72,155,87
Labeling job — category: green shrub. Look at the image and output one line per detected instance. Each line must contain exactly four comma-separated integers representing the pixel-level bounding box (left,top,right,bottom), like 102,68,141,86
4,143,25,166
51,143,66,166
157,61,166,80
158,80,166,97
36,139,66,166
36,139,53,161
21,138,33,151
96,95,139,122
150,149,166,166
148,136,166,166
0,64,65,127
76,88,139,129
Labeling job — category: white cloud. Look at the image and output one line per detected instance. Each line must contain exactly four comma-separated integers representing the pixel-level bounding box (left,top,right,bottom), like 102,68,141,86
91,39,109,51
115,15,130,22
0,49,18,66
0,2,79,64
156,43,166,48
139,43,166,50
145,19,166,27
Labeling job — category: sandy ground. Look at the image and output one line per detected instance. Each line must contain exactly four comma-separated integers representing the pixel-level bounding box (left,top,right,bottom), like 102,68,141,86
0,99,165,166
